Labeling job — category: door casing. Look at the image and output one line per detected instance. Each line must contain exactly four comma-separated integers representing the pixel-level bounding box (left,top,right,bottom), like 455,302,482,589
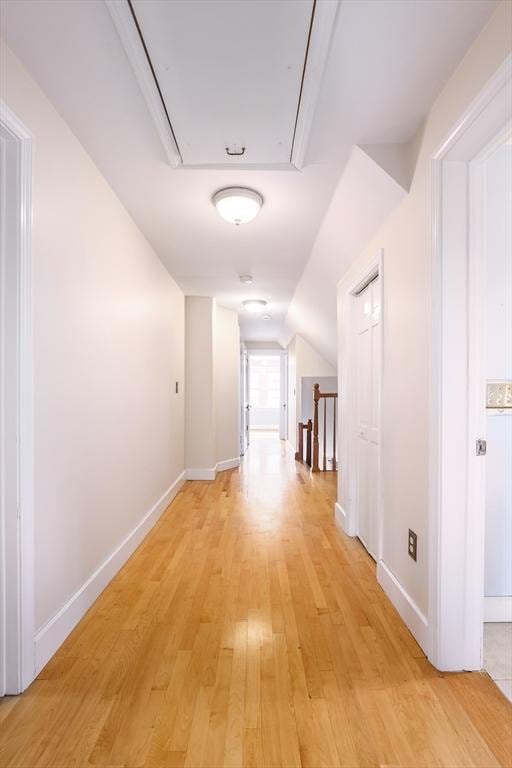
242,349,287,441
338,250,384,567
429,55,512,671
0,101,35,695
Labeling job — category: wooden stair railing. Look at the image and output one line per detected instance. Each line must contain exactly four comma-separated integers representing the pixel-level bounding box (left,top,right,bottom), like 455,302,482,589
295,419,313,467
312,382,337,472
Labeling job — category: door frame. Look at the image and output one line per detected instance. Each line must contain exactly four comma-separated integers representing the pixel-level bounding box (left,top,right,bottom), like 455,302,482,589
337,249,384,565
244,349,287,438
353,272,381,559
0,101,35,694
239,344,248,455
428,55,512,671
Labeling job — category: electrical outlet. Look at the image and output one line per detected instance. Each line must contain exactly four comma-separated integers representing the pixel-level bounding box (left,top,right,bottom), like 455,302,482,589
408,529,417,562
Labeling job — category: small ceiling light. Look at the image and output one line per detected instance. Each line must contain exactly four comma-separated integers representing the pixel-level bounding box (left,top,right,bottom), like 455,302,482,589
239,274,253,284
262,314,272,320
243,299,267,313
213,187,263,225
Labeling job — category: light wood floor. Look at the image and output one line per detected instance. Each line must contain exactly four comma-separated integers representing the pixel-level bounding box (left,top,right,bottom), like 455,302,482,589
1,432,511,768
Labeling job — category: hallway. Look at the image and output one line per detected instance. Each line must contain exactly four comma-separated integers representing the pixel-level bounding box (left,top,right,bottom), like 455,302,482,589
1,436,510,768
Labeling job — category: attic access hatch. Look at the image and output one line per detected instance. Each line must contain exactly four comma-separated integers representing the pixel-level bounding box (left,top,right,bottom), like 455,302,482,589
106,0,338,170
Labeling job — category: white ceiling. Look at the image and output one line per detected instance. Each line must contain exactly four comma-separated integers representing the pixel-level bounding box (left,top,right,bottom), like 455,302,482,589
2,0,497,348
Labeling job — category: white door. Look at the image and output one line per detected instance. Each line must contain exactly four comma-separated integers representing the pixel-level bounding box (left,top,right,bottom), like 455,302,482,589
279,353,287,440
355,276,381,558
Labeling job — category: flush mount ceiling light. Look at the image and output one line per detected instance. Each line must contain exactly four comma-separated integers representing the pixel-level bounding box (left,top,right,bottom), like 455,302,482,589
213,187,263,225
243,299,267,314
262,314,272,320
239,274,253,284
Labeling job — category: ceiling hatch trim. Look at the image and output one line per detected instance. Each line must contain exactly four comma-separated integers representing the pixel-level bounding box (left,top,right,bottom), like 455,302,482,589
105,0,182,168
290,0,339,170
105,0,339,171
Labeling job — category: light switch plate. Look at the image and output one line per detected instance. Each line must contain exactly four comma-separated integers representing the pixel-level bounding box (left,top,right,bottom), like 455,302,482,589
486,380,512,409
408,529,417,562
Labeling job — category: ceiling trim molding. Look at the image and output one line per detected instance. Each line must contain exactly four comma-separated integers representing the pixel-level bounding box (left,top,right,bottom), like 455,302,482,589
105,0,182,168
178,163,299,172
291,0,339,171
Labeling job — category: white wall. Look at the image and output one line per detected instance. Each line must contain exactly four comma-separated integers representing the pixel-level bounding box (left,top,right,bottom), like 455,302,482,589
214,305,240,464
2,46,185,646
185,297,215,471
484,143,512,599
336,2,512,637
185,297,240,475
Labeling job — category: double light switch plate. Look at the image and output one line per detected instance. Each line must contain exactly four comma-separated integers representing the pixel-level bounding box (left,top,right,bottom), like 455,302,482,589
486,381,512,410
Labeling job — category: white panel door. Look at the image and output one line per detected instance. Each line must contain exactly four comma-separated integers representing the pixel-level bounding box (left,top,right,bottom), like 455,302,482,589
355,276,381,559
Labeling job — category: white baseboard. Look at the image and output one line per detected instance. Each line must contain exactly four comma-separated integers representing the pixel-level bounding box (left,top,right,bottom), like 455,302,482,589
377,560,429,655
216,457,240,473
186,457,240,480
34,470,186,675
484,596,512,622
186,467,216,480
334,501,357,536
334,502,348,532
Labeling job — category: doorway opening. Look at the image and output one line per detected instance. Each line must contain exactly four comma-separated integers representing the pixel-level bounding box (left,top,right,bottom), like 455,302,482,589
241,349,287,453
429,55,511,676
249,354,280,433
481,136,512,700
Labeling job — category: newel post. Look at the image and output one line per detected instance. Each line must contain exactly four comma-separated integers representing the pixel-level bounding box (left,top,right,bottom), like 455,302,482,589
295,422,304,461
306,419,312,467
312,383,320,472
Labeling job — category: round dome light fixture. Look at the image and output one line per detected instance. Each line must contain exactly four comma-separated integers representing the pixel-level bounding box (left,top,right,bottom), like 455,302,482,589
242,299,267,314
239,274,253,284
213,187,263,225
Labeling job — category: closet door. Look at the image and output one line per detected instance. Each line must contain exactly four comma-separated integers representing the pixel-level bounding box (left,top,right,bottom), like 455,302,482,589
355,276,381,558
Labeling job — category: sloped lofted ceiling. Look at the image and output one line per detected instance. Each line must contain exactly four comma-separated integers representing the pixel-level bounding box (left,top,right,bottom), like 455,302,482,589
2,0,497,354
